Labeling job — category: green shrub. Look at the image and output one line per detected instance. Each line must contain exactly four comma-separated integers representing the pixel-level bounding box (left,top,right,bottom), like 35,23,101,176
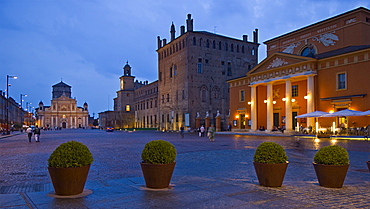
314,145,349,165
48,141,94,168
254,142,288,164
141,140,177,164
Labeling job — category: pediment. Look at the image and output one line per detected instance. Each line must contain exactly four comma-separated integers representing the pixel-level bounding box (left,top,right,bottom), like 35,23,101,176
52,96,76,102
247,53,315,75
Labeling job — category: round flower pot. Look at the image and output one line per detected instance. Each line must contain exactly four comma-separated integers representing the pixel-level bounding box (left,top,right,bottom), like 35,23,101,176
253,162,288,187
313,163,349,188
140,162,176,189
367,161,370,172
48,165,90,196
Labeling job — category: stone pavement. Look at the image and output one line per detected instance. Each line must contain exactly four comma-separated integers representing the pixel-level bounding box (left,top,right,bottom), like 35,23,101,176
1,129,370,208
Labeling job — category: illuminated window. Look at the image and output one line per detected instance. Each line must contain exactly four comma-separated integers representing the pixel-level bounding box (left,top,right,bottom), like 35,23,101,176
126,105,130,112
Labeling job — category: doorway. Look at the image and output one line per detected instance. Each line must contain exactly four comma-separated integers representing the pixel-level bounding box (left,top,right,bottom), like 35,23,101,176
62,122,66,129
273,113,279,127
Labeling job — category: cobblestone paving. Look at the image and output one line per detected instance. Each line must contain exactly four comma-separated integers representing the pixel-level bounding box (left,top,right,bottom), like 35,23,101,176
1,129,369,208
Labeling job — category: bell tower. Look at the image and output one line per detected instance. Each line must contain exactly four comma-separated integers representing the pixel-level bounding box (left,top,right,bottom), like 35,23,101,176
120,61,134,90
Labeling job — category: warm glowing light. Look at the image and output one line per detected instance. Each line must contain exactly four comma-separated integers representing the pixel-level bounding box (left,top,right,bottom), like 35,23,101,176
314,138,320,143
304,95,308,99
331,139,337,144
291,99,296,102
235,115,239,119
282,98,286,101
245,114,249,118
329,110,334,113
264,100,267,103
247,101,251,105
272,101,276,104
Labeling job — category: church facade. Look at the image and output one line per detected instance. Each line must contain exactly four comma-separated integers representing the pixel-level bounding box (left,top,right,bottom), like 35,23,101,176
228,7,370,132
35,81,89,129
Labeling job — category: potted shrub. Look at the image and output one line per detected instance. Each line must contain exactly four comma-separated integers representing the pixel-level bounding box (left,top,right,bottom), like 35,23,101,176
48,140,94,196
140,140,177,189
313,145,349,188
253,142,288,187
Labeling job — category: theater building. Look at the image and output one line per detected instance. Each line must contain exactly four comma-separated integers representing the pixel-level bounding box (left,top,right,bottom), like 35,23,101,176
228,7,370,132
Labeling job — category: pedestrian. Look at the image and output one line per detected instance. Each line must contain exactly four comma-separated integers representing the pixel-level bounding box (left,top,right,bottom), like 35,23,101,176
26,127,33,142
34,125,41,142
180,126,184,138
200,125,205,137
208,124,215,141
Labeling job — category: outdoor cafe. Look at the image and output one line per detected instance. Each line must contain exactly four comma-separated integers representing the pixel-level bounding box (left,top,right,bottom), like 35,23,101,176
295,109,370,137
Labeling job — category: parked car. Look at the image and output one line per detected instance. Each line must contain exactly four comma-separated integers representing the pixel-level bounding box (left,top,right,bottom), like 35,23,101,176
106,127,114,132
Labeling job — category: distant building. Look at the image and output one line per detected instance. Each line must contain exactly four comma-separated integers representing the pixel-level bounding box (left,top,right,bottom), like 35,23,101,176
156,14,259,131
228,7,370,132
35,81,89,129
0,90,27,132
99,62,148,129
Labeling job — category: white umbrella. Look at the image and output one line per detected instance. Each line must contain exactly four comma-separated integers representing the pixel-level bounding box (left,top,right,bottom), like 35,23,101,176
359,110,370,116
321,109,363,117
295,111,329,118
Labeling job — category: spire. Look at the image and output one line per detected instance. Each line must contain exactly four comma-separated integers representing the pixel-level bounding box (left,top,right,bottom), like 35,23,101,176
170,21,176,41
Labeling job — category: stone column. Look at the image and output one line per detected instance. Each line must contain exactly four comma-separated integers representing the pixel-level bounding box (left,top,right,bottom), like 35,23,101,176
195,116,200,130
215,115,221,132
205,117,210,130
307,75,315,127
285,79,293,132
266,83,274,131
250,85,257,131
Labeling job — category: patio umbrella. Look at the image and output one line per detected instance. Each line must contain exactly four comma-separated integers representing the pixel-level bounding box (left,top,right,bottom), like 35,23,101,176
295,111,329,118
321,109,363,117
321,109,364,135
295,111,329,134
359,110,370,116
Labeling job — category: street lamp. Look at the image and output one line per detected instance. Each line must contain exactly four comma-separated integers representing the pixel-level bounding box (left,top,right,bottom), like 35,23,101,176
20,94,27,128
5,75,17,135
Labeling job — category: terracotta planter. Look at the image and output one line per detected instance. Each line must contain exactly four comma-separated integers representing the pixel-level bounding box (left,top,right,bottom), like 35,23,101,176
313,163,349,188
140,162,176,189
367,161,370,172
253,162,288,187
48,165,90,196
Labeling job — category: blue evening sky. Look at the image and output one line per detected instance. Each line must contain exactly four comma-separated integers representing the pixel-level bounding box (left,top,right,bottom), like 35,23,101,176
1,0,368,117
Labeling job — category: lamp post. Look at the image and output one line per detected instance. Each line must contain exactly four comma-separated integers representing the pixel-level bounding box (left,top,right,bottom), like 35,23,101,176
20,94,27,129
5,75,17,135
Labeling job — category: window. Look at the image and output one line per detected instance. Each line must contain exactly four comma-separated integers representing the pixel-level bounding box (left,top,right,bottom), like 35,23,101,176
182,90,185,99
292,85,298,97
125,105,130,112
206,39,210,48
231,44,234,52
166,94,170,102
174,65,177,76
193,37,196,45
212,40,216,49
219,41,222,50
225,43,228,51
227,62,232,76
197,63,203,73
170,67,172,77
200,86,208,102
240,90,245,102
242,46,245,53
337,73,346,90
161,95,164,103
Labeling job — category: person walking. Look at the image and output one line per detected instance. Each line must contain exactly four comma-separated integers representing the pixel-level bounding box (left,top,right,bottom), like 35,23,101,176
200,125,205,137
26,127,33,142
180,126,184,138
34,125,41,142
208,124,215,141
